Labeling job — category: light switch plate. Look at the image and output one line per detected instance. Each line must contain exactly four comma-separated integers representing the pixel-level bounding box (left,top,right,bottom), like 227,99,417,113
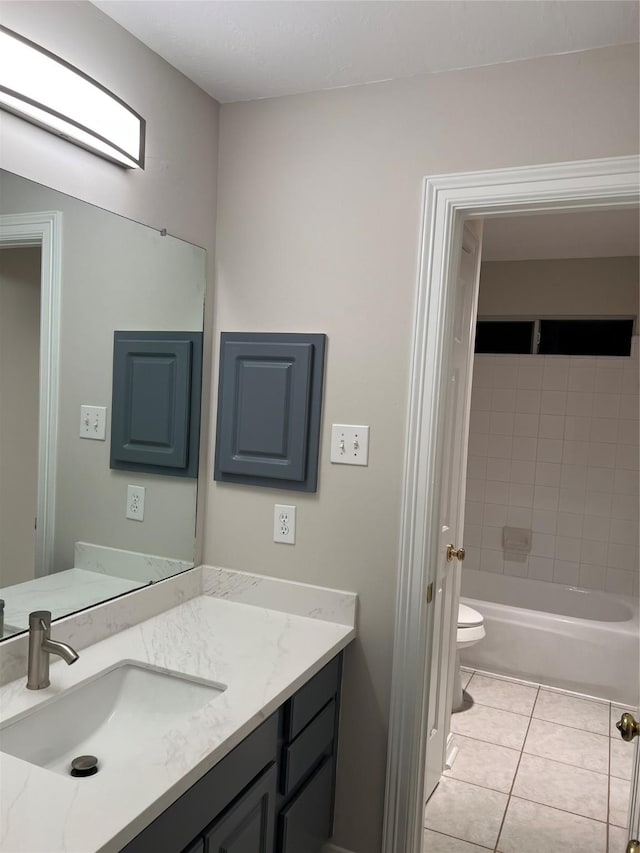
80,405,107,440
330,424,369,466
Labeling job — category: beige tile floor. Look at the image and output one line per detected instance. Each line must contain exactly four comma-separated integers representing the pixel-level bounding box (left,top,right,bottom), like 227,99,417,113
424,669,637,853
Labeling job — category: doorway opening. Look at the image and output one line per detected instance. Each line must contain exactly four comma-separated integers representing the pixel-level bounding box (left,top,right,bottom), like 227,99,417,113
382,155,639,853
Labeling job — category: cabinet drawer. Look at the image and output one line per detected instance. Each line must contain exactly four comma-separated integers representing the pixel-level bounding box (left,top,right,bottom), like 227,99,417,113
277,756,333,853
281,699,335,796
284,656,340,741
205,763,276,853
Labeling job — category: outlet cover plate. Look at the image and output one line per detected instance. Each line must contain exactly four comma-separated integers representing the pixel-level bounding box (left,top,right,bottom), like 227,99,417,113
330,424,369,466
274,504,296,544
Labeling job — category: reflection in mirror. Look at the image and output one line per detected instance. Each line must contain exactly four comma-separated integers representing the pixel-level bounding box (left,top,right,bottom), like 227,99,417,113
0,170,206,639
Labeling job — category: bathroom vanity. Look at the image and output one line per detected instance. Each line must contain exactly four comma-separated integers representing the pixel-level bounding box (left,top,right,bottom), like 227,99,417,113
0,566,356,853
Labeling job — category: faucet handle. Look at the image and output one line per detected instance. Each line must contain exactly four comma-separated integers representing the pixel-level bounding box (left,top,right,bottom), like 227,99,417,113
28,610,52,631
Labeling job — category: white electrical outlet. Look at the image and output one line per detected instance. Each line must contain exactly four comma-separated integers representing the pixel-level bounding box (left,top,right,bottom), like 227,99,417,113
126,485,145,521
330,424,370,465
79,405,107,440
274,504,296,544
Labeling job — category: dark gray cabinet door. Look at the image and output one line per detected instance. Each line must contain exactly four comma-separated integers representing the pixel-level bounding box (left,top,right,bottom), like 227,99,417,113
205,764,276,853
277,757,333,853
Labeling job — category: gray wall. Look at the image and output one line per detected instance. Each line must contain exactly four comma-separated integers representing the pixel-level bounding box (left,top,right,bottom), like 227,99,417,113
0,248,41,586
479,257,639,318
207,44,639,853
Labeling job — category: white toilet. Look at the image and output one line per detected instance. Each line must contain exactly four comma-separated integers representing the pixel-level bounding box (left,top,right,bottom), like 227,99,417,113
452,603,485,712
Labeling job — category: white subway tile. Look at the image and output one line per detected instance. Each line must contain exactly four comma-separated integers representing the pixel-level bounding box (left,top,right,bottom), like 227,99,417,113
466,455,487,480
514,413,539,437
512,436,538,461
464,524,483,547
579,563,606,590
472,357,495,388
493,360,519,388
595,366,622,394
560,464,588,491
621,366,639,394
542,360,569,391
507,506,533,528
518,363,544,390
580,539,608,565
556,512,583,538
589,418,618,443
528,556,554,581
483,503,508,527
469,409,490,435
509,483,534,508
614,469,640,496
559,489,586,514
617,420,639,445
605,568,635,595
482,526,503,550
555,536,581,562
592,393,621,419
607,542,629,570
566,392,593,417
489,411,515,436
586,467,615,493
563,440,589,465
570,357,597,370
532,510,557,534
615,444,639,471
538,414,565,440
553,560,579,585
609,518,638,546
464,547,481,570
471,386,493,412
564,416,591,442
504,556,529,577
619,395,639,421
516,389,541,414
492,388,517,413
510,460,536,485
541,390,567,415
485,480,510,504
487,434,513,459
537,438,563,463
588,442,616,468
468,433,489,457
466,478,486,502
465,501,485,525
582,515,611,542
532,533,556,558
611,493,639,521
535,462,561,488
480,548,504,573
584,491,613,517
533,485,559,512
487,457,511,482
568,366,595,392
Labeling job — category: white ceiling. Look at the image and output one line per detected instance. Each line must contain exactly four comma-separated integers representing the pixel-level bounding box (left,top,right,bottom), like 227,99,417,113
481,208,640,262
92,0,639,103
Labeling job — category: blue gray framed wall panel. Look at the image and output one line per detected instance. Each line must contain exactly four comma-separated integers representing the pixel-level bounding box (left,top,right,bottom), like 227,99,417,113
110,331,203,478
214,333,326,492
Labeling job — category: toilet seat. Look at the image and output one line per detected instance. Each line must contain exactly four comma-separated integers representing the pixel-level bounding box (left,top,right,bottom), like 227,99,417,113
456,603,485,647
458,603,483,628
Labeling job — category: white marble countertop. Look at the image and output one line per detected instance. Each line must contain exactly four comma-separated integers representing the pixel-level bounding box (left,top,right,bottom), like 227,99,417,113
0,593,355,853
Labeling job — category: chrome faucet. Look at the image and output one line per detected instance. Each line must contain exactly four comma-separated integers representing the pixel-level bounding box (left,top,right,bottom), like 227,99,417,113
27,610,79,690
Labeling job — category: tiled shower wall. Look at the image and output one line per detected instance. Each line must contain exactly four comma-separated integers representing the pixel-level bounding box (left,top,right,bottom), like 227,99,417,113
463,346,639,597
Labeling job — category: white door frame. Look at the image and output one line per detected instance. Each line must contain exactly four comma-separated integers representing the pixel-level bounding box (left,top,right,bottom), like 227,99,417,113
382,155,640,853
0,211,62,577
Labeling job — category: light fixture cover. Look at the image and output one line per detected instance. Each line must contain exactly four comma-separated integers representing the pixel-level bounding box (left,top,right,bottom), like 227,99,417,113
0,25,145,169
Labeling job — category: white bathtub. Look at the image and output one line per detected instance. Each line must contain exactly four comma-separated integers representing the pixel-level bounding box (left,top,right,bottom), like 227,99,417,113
460,569,640,706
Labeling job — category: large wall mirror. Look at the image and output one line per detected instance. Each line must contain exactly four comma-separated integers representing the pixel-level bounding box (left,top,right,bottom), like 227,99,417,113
0,170,206,639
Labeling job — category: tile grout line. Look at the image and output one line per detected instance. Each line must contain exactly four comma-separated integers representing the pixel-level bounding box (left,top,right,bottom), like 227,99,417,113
606,701,612,853
492,683,541,853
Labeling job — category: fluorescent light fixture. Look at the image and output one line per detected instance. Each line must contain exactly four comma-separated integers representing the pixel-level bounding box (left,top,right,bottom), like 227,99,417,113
0,26,145,169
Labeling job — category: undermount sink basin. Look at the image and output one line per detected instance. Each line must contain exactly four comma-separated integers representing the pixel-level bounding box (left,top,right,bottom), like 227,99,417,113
0,662,226,777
